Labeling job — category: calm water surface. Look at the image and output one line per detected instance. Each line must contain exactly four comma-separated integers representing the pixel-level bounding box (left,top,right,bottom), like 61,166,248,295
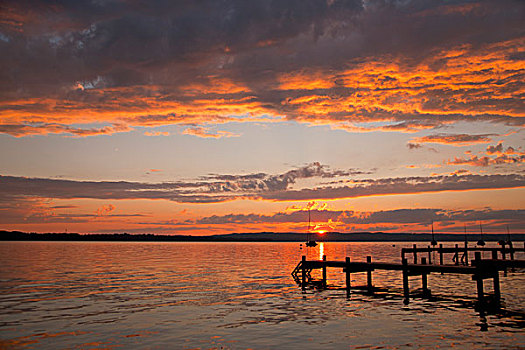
0,241,524,349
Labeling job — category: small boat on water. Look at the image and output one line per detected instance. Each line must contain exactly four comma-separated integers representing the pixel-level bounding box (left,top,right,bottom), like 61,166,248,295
305,240,317,247
305,208,317,247
477,222,485,246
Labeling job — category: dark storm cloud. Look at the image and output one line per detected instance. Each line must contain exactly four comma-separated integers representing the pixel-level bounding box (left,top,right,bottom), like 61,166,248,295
1,0,362,95
1,0,524,135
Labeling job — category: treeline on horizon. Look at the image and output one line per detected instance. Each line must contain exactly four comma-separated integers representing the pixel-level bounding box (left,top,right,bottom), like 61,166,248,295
1,230,524,242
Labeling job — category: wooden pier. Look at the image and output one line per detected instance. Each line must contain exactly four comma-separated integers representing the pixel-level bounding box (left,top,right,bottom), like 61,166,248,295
292,243,525,308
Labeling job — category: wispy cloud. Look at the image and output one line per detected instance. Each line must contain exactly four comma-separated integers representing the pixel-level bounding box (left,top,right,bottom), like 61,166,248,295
95,204,115,216
144,131,170,137
136,207,525,234
2,166,524,203
260,174,525,201
0,123,132,137
409,133,495,146
182,126,240,138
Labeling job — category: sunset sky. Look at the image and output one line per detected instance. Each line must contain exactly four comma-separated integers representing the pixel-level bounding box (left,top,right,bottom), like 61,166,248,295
1,0,524,235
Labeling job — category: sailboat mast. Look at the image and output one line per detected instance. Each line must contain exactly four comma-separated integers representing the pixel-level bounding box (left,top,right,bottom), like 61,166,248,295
307,208,311,241
430,221,437,246
308,209,311,233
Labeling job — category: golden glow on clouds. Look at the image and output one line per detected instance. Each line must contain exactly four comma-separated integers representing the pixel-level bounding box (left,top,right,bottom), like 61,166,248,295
1,39,523,137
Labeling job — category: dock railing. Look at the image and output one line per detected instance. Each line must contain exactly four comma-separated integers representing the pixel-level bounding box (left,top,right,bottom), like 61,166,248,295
401,241,525,266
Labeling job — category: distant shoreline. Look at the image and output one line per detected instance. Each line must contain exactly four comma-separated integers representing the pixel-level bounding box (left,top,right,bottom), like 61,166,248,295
1,230,524,242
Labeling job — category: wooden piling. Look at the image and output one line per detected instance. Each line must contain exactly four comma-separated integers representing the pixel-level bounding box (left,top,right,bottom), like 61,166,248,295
301,255,306,291
413,244,418,264
491,250,501,304
498,245,508,276
474,252,484,306
367,256,373,293
508,241,514,261
402,258,409,304
427,246,432,264
452,244,459,265
439,244,444,266
463,240,469,266
346,257,351,297
422,257,430,297
322,255,327,289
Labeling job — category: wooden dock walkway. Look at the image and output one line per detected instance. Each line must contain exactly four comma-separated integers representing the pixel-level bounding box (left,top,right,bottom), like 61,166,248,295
292,244,525,309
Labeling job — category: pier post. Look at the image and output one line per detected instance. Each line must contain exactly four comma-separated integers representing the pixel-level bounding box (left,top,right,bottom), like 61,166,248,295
427,246,432,264
402,258,409,304
496,241,507,277
491,250,501,304
421,257,429,297
508,241,515,272
413,244,418,264
367,256,373,294
454,244,459,265
301,255,306,291
322,255,327,289
345,257,351,298
463,240,469,266
474,252,484,307
439,244,443,266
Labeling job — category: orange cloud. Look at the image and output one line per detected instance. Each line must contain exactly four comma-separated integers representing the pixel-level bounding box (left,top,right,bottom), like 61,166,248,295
0,123,132,137
182,126,240,138
144,131,170,136
410,133,494,146
486,142,523,156
448,154,525,167
1,38,523,137
95,204,115,216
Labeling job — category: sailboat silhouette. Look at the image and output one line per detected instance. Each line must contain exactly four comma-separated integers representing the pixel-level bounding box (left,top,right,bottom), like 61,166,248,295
305,208,317,247
477,222,485,246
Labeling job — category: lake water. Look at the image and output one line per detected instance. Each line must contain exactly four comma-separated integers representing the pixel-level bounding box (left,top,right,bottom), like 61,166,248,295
0,241,524,349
